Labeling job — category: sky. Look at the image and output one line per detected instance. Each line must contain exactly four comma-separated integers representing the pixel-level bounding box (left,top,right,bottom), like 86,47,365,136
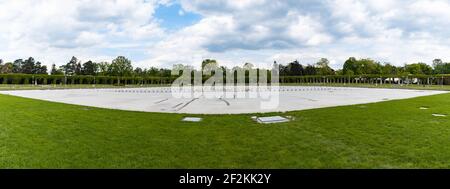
1,0,450,69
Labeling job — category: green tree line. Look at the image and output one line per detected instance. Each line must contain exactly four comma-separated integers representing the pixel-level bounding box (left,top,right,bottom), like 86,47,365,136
1,56,449,77
278,57,450,76
0,56,449,85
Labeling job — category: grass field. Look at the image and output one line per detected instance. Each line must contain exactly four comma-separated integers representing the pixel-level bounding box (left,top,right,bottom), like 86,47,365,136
1,92,449,168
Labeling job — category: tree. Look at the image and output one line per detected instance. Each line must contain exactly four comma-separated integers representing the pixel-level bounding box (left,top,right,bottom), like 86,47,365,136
381,63,398,75
405,63,433,75
147,67,160,76
279,64,289,76
110,56,133,77
359,59,381,74
418,63,433,75
343,57,357,75
51,64,64,75
315,58,335,75
97,62,110,76
343,57,382,75
304,65,317,75
159,68,172,77
433,59,443,65
404,63,421,74
62,56,79,75
12,59,23,73
1,62,13,73
21,57,36,74
33,62,47,74
75,62,82,75
287,60,304,76
345,70,354,76
433,59,450,74
134,67,144,76
82,61,98,75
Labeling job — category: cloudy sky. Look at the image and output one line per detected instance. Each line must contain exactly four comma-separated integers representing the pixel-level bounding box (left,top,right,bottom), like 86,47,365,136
1,0,450,69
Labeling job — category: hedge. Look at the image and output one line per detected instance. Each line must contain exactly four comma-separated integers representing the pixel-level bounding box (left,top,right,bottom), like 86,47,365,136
0,74,448,85
0,74,178,85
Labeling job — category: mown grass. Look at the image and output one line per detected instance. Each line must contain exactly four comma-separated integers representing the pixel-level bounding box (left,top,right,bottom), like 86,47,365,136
0,93,449,168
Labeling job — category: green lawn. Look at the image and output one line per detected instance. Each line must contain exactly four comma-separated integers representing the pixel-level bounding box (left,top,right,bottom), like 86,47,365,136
0,93,449,168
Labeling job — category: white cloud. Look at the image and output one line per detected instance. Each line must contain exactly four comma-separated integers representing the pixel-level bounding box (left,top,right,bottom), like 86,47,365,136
74,31,104,47
162,0,450,68
0,0,161,65
287,15,333,46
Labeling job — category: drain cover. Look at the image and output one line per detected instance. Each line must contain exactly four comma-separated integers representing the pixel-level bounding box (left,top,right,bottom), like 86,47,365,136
256,116,290,124
182,117,203,122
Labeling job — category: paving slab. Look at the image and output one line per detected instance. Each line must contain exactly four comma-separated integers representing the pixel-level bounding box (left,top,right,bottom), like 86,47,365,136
0,86,447,114
256,116,290,124
182,117,203,122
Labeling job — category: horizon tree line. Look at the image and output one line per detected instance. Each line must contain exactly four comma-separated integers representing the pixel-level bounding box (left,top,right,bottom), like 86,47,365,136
0,56,449,78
